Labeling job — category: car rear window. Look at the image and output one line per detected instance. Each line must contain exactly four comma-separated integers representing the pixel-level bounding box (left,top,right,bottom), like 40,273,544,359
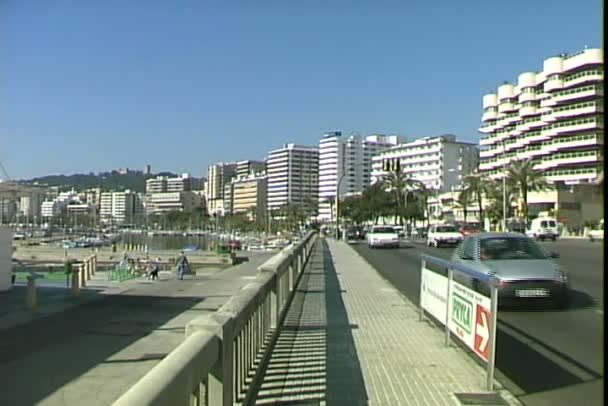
373,227,395,233
540,220,556,227
436,226,458,232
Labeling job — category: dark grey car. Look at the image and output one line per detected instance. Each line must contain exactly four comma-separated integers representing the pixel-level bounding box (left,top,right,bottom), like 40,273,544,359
451,233,570,309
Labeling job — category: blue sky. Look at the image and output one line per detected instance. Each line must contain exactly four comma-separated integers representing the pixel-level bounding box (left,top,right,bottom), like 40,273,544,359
0,0,603,180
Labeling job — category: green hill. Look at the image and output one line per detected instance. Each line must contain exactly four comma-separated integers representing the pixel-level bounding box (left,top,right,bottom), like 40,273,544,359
23,170,178,193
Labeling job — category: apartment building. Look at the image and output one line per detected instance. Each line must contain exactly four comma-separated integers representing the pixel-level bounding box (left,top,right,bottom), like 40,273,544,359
145,174,192,194
99,190,142,224
479,47,603,184
232,174,268,221
145,192,203,216
318,132,403,222
478,47,603,224
236,160,265,179
206,163,237,216
371,134,479,192
266,143,319,219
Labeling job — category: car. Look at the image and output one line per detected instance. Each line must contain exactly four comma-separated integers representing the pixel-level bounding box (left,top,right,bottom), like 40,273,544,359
346,226,366,240
427,224,463,247
228,239,242,250
366,225,400,248
525,217,559,241
459,223,484,237
588,219,604,242
451,233,570,309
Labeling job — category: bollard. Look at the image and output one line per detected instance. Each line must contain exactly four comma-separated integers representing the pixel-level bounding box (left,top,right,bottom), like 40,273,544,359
26,277,37,309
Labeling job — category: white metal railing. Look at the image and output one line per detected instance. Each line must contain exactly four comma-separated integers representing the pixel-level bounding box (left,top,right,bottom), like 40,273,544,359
113,231,317,406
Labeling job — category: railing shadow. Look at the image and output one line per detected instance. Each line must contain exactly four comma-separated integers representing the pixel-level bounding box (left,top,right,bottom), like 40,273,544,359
252,239,368,405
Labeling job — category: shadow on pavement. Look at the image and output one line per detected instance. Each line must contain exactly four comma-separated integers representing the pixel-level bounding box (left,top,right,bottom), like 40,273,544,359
0,287,207,406
252,239,368,405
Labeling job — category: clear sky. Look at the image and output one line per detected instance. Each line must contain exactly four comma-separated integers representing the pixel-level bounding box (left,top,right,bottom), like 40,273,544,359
0,0,603,180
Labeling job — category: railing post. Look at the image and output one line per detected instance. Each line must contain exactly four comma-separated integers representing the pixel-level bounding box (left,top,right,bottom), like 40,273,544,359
81,262,87,287
487,283,499,391
445,267,453,347
71,264,80,297
419,258,426,322
186,313,234,406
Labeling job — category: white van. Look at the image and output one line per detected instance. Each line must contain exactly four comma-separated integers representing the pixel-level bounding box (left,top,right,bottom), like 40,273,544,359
526,217,559,241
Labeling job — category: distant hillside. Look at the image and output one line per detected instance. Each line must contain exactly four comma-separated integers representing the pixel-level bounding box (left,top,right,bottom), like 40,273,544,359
23,170,178,193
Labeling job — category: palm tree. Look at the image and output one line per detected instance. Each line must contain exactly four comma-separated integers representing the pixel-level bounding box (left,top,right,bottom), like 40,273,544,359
462,172,493,226
383,169,416,226
456,189,474,225
507,158,550,224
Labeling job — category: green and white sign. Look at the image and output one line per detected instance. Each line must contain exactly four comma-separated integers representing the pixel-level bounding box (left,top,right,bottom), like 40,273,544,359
447,280,491,359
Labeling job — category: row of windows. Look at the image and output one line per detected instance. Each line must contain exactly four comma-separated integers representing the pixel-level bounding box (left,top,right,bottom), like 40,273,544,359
545,150,599,161
564,69,603,82
546,133,598,145
555,84,601,97
545,116,601,129
546,167,598,176
549,100,601,113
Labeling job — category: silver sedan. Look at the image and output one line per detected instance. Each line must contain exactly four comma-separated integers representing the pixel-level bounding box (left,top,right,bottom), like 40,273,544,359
451,232,570,309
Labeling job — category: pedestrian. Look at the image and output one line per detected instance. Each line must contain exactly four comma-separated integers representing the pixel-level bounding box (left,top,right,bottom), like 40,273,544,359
176,251,189,280
149,262,159,280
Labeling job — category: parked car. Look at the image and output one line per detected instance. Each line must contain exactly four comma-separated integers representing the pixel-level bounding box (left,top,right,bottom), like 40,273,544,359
366,225,400,248
228,240,242,250
427,224,463,247
459,223,484,237
588,219,604,242
346,226,366,240
451,233,569,308
525,217,559,241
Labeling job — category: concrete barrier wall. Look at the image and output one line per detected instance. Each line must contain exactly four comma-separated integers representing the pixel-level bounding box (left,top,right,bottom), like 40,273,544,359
113,231,317,406
0,226,13,291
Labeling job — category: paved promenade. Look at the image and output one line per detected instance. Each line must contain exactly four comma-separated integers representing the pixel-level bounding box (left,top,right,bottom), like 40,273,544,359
253,239,521,405
0,251,271,406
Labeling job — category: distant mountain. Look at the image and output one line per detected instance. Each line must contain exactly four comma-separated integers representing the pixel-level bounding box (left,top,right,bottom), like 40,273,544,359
22,170,179,193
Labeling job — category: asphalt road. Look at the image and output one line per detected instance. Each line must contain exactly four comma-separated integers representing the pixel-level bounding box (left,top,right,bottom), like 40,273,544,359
351,237,604,406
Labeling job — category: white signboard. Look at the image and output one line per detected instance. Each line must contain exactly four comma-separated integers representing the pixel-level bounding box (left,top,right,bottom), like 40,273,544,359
447,280,492,361
420,267,448,323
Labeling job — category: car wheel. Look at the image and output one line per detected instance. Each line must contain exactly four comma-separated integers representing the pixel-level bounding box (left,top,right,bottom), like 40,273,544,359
554,292,570,310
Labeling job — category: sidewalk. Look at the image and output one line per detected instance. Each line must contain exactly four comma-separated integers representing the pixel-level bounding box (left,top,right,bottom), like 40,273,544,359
0,251,272,406
253,239,521,405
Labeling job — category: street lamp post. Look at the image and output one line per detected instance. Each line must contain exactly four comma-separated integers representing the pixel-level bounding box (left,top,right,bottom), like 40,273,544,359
335,173,346,240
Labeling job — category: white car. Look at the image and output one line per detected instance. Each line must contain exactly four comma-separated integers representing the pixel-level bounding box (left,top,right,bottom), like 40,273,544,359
367,226,400,249
427,224,463,248
588,219,604,242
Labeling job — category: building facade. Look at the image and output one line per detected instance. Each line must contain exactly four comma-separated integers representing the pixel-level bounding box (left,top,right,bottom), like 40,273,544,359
478,47,604,225
371,134,479,192
479,47,603,185
206,163,237,216
318,132,403,222
266,143,319,219
146,174,192,194
99,190,142,224
232,174,268,222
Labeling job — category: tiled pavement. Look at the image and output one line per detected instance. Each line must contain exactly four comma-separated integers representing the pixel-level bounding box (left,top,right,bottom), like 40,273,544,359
253,239,522,405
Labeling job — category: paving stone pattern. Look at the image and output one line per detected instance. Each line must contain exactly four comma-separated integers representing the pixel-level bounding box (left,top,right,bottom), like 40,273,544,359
253,239,520,406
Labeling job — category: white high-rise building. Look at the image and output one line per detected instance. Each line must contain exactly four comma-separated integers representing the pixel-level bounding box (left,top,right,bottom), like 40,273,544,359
206,163,237,216
99,190,142,224
318,132,403,222
478,47,603,185
266,143,319,219
370,134,479,192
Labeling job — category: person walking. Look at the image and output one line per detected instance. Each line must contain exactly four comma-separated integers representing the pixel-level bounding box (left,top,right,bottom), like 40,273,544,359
176,251,189,280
